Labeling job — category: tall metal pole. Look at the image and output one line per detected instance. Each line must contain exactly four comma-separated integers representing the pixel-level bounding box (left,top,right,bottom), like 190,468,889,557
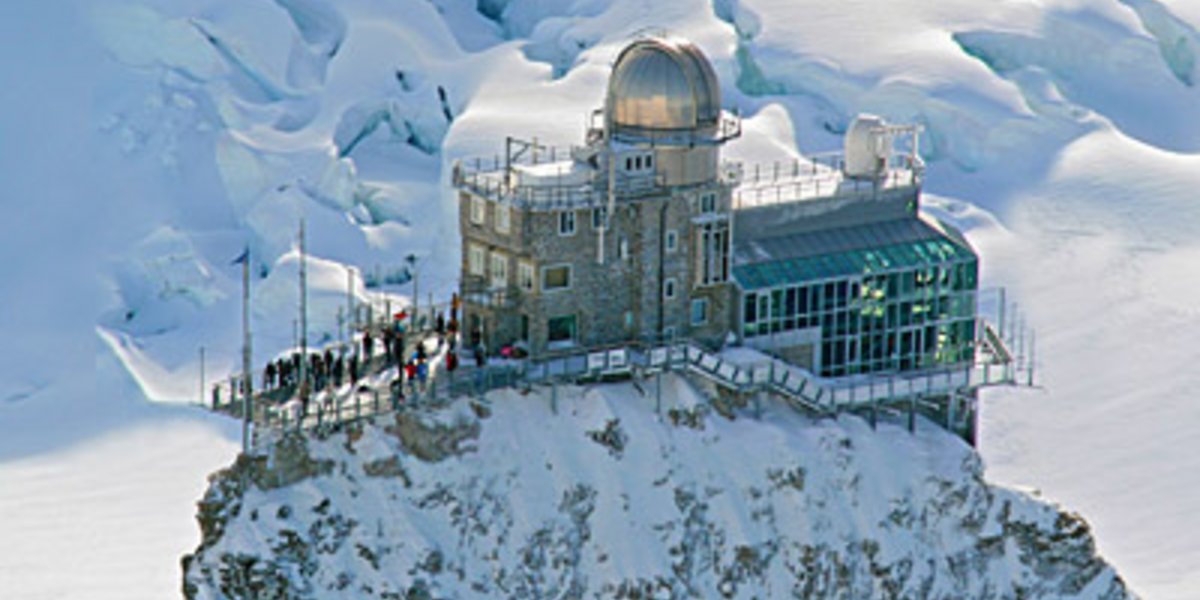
1028,329,1036,387
997,287,1007,341
199,346,206,407
347,266,355,332
241,250,252,455
299,219,308,394
337,306,344,345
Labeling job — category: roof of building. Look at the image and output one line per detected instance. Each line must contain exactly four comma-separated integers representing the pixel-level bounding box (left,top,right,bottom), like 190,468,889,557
732,216,976,291
606,37,721,133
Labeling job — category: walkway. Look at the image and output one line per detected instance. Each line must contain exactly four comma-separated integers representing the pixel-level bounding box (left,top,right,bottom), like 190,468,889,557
210,316,1024,443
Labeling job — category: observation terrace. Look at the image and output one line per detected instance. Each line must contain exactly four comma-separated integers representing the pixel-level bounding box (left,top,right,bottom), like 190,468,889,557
451,141,922,213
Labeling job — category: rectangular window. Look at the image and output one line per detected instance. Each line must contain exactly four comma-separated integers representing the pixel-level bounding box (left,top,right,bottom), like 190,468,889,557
664,277,677,300
691,298,709,325
468,244,485,276
558,211,576,236
542,264,571,291
592,207,607,230
548,315,576,345
470,196,485,225
490,251,508,289
618,238,629,260
700,192,717,214
697,222,730,285
495,203,510,234
518,260,535,292
665,229,678,253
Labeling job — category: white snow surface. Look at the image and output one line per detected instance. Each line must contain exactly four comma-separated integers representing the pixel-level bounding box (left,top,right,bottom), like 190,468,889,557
1,0,1198,597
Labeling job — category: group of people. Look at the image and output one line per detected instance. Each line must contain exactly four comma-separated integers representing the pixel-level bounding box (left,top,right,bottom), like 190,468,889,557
261,347,363,396
253,294,471,418
212,293,502,421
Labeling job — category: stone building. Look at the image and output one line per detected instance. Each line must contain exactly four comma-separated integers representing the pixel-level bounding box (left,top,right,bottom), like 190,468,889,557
454,36,741,356
452,36,983,384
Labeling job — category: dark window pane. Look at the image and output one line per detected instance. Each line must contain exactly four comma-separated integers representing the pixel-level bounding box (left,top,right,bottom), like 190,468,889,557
548,315,576,343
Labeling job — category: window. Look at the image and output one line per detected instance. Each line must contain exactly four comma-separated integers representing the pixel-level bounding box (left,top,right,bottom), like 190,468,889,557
592,207,607,230
700,192,717,214
495,203,510,234
697,222,730,285
542,264,571,291
558,211,576,236
518,260,535,292
624,154,653,172
548,315,577,345
691,298,709,325
663,277,677,300
468,244,485,276
618,238,629,260
665,229,678,253
489,251,508,289
470,196,485,225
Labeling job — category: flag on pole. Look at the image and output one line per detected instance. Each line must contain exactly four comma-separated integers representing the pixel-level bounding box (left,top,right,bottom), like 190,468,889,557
231,246,250,266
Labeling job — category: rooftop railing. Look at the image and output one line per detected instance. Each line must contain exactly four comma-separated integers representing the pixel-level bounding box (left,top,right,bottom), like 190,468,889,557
732,152,923,209
455,146,922,213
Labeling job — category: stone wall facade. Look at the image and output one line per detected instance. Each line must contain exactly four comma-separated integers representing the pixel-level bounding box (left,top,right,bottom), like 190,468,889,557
458,176,737,358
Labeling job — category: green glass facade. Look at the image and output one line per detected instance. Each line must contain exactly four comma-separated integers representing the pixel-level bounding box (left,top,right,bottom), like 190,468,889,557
737,240,978,378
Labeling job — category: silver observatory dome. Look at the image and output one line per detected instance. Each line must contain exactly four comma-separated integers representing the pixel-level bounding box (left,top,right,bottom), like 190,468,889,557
606,37,721,136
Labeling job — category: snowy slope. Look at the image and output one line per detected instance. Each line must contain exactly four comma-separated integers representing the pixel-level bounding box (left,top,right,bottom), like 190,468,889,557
183,379,1128,599
2,0,1199,597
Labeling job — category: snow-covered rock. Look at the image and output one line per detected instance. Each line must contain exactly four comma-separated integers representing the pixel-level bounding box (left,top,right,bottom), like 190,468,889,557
183,377,1128,599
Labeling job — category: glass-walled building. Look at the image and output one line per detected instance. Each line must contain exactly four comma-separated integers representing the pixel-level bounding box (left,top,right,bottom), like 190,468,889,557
733,215,979,378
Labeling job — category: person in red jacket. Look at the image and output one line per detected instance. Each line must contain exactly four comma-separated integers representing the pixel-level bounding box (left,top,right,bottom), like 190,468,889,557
404,360,418,393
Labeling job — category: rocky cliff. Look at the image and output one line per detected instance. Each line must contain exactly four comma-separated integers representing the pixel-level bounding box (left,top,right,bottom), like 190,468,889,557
182,375,1130,599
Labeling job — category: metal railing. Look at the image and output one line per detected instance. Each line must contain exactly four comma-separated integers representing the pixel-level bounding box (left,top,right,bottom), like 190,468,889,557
455,149,922,213
211,308,1025,441
732,152,922,209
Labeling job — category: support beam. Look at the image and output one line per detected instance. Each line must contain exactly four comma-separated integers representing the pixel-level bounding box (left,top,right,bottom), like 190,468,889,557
908,394,917,433
946,393,956,431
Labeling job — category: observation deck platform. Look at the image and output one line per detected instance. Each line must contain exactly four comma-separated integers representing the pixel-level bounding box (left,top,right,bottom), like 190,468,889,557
452,141,922,213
